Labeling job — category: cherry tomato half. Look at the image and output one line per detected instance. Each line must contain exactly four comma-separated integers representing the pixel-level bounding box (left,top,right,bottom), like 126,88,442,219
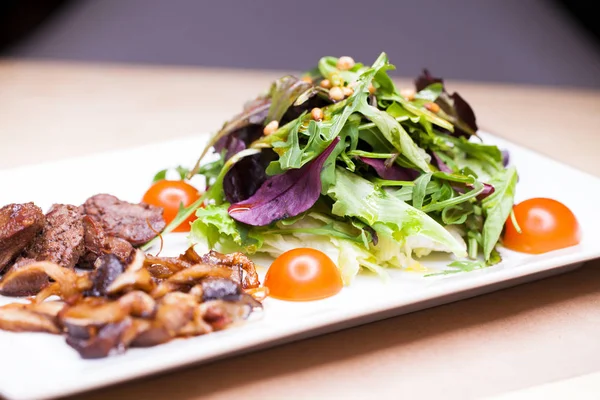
503,197,581,254
264,248,343,301
142,180,201,232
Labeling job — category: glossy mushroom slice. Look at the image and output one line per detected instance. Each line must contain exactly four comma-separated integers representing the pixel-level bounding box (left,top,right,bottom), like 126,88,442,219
60,291,156,340
200,299,254,331
0,261,85,300
150,264,234,299
85,254,125,297
106,250,154,295
132,292,198,347
0,301,65,333
0,258,50,296
143,254,190,279
200,250,260,289
66,317,151,359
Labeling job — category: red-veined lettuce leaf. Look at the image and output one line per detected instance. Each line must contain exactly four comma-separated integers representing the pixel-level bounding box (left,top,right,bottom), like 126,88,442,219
228,137,340,226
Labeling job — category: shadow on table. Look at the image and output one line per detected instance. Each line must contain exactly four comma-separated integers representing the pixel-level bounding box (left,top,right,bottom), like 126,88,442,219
65,260,600,400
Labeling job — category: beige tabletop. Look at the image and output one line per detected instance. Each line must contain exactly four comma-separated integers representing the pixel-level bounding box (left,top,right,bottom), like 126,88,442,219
1,60,600,399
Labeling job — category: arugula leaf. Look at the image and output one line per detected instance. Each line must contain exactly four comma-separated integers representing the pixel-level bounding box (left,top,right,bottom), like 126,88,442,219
443,135,503,170
357,100,430,172
317,56,367,83
385,102,421,124
175,166,189,180
441,202,472,225
152,169,167,183
422,180,484,213
412,173,432,209
425,260,486,277
273,116,304,170
153,165,203,182
414,83,444,102
196,158,225,184
381,94,454,131
482,166,518,260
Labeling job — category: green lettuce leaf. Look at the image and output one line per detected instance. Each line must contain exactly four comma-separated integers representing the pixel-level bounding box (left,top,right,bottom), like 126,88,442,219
191,203,260,254
482,166,518,260
327,168,467,257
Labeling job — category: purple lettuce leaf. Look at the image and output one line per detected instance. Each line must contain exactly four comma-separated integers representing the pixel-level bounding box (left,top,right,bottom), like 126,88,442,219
431,151,453,173
215,135,247,161
189,97,271,177
228,137,340,226
266,76,312,123
501,149,510,167
358,157,418,180
223,150,278,204
453,182,495,201
415,69,443,92
477,183,495,200
415,69,478,138
432,152,494,200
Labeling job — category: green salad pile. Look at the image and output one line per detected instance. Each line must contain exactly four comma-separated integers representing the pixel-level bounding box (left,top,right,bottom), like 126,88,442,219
155,53,518,282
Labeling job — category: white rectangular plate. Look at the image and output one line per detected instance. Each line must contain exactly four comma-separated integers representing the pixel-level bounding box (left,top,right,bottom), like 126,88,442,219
1,132,599,400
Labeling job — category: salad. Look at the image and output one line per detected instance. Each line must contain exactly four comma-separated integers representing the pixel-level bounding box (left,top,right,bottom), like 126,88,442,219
159,53,519,282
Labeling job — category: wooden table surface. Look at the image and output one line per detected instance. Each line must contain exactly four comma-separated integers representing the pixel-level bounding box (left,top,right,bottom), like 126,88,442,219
1,60,600,399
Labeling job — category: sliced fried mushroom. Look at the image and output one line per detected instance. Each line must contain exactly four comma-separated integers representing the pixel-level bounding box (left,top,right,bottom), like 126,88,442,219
66,317,148,359
106,267,154,295
28,301,67,317
0,259,49,296
200,300,253,331
167,264,234,285
34,282,61,303
132,292,197,347
245,286,270,303
86,254,125,297
177,307,212,337
201,277,242,302
150,281,185,299
0,306,61,333
144,254,190,278
60,297,130,338
188,284,203,301
0,261,80,300
106,250,154,294
156,292,197,333
200,250,260,289
230,252,260,289
118,291,156,318
0,239,264,359
180,246,202,264
200,250,243,284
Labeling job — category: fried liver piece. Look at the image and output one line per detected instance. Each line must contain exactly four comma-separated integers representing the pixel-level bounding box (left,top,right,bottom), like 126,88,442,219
0,203,45,273
25,204,85,269
79,216,133,269
82,194,165,246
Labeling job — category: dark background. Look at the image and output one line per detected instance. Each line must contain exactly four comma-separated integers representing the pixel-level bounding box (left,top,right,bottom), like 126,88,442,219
1,0,599,88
